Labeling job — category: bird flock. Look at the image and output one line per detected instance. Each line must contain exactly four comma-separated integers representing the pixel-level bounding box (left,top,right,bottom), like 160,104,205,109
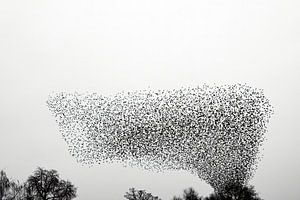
47,84,273,191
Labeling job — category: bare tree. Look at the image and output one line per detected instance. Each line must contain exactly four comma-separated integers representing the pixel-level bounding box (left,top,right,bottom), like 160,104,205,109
124,188,161,200
204,183,263,200
25,167,76,200
0,170,24,200
0,171,10,200
172,188,202,200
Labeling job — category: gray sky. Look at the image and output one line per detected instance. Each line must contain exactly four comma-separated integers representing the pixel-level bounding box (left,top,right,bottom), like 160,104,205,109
0,0,299,199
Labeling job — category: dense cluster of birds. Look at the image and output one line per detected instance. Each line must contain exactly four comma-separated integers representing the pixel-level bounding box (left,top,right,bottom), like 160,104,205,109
47,84,273,192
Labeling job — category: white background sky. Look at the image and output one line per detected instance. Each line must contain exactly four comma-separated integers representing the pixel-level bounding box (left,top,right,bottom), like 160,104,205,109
0,0,299,199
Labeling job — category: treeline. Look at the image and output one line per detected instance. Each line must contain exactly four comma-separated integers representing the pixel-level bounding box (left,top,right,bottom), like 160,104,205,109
0,168,76,200
124,185,263,200
0,168,263,200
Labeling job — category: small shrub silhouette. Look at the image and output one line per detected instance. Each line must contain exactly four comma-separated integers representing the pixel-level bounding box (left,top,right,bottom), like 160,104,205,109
124,188,161,200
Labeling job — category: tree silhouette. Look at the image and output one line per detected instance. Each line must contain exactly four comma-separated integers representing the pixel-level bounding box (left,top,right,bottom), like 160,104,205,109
0,170,24,200
204,183,263,200
25,167,76,200
172,188,202,200
124,188,161,200
0,171,10,200
172,184,263,200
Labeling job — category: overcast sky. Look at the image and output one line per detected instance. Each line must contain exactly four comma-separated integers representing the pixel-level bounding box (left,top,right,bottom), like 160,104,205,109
0,0,299,199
